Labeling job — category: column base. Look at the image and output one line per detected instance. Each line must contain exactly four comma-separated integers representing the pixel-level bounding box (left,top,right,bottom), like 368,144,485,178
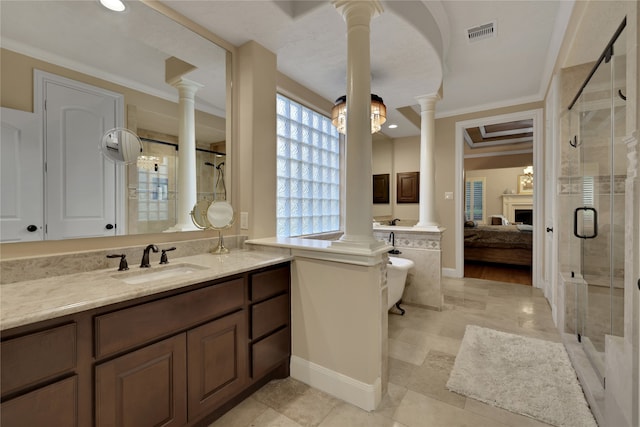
332,236,386,252
413,223,445,232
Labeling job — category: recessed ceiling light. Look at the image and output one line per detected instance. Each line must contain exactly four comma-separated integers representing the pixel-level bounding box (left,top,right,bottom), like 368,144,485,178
388,124,398,129
99,0,126,12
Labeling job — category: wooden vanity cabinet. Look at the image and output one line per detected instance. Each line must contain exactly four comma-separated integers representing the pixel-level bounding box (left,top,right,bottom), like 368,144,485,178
249,265,291,381
1,261,291,427
1,323,81,427
95,334,188,427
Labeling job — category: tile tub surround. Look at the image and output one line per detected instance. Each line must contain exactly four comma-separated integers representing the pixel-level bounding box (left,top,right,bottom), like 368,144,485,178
0,249,290,331
374,226,445,311
0,235,247,285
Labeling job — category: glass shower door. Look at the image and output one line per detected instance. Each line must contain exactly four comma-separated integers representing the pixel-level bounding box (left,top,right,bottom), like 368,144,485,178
569,21,626,381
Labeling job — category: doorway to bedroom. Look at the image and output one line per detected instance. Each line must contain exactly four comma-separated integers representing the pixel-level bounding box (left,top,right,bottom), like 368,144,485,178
455,110,543,286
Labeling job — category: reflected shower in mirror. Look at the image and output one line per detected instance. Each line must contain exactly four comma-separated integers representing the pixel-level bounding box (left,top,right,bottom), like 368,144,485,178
0,0,230,242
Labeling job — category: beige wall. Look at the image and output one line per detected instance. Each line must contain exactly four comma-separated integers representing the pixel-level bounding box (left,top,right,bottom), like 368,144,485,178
0,49,224,142
291,258,384,384
236,41,277,239
372,135,393,218
465,167,531,220
464,153,533,171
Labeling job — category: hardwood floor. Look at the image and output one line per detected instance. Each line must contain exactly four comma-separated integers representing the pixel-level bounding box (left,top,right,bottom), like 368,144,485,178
464,261,532,286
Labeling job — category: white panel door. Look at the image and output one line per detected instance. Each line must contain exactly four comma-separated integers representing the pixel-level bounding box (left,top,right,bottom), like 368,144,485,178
0,108,43,242
44,77,121,239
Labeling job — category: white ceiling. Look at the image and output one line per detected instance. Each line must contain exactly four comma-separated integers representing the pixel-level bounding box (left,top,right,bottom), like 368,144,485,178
1,0,581,139
163,0,576,138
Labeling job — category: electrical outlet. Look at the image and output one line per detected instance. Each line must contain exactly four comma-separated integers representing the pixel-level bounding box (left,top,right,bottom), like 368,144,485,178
445,192,454,200
240,212,248,230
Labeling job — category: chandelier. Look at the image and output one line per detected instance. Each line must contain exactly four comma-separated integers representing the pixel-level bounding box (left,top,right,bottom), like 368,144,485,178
331,94,387,135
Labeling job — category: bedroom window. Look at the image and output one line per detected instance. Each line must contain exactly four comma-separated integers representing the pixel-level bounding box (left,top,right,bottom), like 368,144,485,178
276,94,341,237
465,177,486,223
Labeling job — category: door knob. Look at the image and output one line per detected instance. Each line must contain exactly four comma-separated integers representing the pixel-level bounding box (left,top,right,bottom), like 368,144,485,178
26,224,38,232
546,227,553,233
105,223,114,230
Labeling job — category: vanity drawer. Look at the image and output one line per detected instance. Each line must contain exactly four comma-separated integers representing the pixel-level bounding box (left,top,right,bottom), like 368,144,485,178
251,326,290,379
250,265,290,302
1,323,76,396
251,294,289,339
1,375,78,427
95,278,244,358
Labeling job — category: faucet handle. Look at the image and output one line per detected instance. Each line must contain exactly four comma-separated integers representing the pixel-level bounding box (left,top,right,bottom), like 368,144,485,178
107,254,129,271
160,247,176,264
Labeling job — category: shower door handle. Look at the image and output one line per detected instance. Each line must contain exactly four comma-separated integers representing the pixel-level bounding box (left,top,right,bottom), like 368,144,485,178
573,207,598,239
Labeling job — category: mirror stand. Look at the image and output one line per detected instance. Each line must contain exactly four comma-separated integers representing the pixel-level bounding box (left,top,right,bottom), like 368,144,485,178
212,230,229,254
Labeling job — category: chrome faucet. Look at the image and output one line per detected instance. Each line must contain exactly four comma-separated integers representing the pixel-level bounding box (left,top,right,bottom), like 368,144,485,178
140,244,158,268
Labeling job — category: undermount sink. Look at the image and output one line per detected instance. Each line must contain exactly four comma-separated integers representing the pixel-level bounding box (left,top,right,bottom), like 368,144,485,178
112,263,207,285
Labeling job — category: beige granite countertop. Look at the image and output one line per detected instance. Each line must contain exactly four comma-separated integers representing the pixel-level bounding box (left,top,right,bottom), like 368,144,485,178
1,250,292,331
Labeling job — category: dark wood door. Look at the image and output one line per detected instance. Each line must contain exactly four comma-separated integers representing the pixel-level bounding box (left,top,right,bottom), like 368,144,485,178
187,310,247,420
95,334,187,427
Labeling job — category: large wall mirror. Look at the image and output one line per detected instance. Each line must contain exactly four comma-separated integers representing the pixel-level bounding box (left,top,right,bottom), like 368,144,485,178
0,0,230,242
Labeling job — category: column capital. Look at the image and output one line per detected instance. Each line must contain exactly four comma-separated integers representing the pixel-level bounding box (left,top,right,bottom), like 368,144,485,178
332,0,383,22
170,77,204,98
415,93,441,111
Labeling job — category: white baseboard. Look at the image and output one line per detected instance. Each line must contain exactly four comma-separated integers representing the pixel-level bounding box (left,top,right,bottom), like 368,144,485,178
442,267,460,278
289,355,381,411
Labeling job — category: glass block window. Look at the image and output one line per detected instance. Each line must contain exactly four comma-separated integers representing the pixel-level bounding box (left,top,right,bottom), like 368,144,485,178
465,177,486,223
276,94,341,237
138,158,170,222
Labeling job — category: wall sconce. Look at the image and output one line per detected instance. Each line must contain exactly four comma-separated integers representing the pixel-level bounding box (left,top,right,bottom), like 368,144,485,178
331,94,387,135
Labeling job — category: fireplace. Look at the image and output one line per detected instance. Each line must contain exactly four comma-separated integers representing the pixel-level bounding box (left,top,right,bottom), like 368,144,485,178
501,194,533,224
515,209,533,225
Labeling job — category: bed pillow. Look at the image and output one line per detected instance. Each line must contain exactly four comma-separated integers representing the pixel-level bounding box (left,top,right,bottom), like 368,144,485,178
517,224,533,232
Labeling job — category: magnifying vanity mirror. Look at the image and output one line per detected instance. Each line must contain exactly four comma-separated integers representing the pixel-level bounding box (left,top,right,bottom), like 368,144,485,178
100,128,143,164
191,200,235,254
0,0,230,243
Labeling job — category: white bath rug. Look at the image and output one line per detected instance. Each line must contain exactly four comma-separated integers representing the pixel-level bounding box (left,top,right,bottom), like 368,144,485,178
446,325,597,427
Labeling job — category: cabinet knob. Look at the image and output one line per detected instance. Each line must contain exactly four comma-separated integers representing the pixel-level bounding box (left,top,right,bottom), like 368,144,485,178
26,224,38,232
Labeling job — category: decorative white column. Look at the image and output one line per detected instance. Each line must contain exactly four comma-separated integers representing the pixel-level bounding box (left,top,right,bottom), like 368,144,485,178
414,93,441,230
167,78,203,232
332,0,385,251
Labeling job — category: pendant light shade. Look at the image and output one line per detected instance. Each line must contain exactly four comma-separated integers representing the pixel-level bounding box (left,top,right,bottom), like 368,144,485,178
331,94,387,135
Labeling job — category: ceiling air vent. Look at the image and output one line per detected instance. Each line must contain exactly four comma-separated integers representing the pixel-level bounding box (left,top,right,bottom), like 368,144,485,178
467,21,496,43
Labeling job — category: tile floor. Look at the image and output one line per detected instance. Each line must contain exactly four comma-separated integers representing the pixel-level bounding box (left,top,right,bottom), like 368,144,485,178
209,277,578,427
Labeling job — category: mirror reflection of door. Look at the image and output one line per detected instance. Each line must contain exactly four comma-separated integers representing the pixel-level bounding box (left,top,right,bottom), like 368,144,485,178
41,71,123,240
0,108,43,242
